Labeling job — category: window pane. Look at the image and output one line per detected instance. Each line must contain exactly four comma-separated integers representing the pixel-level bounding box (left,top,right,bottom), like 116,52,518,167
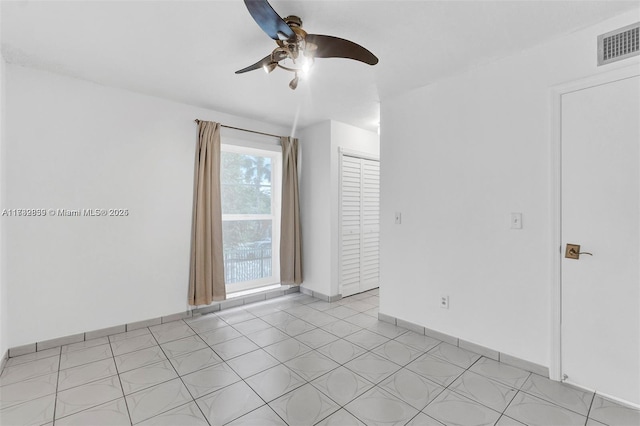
222,220,272,284
221,152,272,214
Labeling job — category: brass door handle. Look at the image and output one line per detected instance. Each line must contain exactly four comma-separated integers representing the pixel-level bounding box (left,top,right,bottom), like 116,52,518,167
565,244,593,260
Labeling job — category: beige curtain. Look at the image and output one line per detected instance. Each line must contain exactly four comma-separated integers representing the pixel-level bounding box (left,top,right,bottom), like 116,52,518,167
189,121,226,305
280,136,303,284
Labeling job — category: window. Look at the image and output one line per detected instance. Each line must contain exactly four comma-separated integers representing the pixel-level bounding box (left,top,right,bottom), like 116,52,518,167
220,143,281,293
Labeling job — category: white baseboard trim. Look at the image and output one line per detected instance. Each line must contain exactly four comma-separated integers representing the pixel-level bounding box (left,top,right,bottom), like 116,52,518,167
378,312,549,378
0,350,8,373
6,285,300,359
300,287,342,303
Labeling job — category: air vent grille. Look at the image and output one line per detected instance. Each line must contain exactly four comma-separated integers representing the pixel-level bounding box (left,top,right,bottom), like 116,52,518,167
598,23,640,66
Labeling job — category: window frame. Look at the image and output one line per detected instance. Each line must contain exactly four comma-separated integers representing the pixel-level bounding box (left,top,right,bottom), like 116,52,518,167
220,142,282,293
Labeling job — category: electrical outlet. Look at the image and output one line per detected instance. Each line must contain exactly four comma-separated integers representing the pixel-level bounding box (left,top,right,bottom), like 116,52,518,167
395,212,402,225
440,295,449,309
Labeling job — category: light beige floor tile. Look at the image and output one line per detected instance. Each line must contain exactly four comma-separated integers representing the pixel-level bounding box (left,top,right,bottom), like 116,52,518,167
345,387,419,426
269,384,339,426
181,362,241,398
316,408,366,426
149,322,195,344
520,373,593,416
427,342,481,369
227,349,279,378
245,327,290,347
196,381,263,426
395,332,441,352
138,401,208,426
109,328,151,343
589,395,640,425
321,320,361,338
110,334,157,357
61,338,110,354
405,412,446,426
0,372,58,409
344,329,389,350
55,398,130,426
504,391,587,426
316,339,366,364
232,318,271,335
226,405,287,426
264,338,312,362
406,354,465,387
449,370,518,412
114,346,167,373
58,358,118,391
55,375,123,419
423,389,502,426
5,348,61,367
119,360,178,394
311,366,373,405
372,340,422,366
379,368,445,410
284,351,340,381
0,356,60,386
0,393,56,426
126,378,192,424
295,329,339,349
199,326,242,346
245,364,306,402
344,352,401,384
469,357,530,389
160,335,207,359
168,347,222,376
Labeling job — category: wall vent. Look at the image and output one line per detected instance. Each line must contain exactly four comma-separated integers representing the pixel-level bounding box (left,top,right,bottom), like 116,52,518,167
598,22,639,66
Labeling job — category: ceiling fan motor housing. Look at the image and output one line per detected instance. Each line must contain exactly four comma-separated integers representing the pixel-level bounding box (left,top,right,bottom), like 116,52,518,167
236,0,379,89
284,15,302,28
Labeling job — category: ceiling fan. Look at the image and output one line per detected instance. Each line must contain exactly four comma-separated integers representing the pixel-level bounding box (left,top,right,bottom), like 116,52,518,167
235,0,379,90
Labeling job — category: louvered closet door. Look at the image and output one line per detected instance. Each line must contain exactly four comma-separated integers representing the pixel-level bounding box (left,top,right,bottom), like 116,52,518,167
340,155,380,297
361,159,380,292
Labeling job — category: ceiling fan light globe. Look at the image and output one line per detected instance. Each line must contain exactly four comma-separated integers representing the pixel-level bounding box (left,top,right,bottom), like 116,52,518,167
263,62,277,73
289,75,299,90
300,58,313,76
273,48,289,62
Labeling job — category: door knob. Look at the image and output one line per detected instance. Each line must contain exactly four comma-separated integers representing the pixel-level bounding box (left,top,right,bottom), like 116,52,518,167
565,243,593,260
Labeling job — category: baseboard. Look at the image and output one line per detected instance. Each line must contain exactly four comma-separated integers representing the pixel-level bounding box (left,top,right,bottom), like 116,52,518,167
378,312,549,378
7,285,300,359
562,380,640,410
0,349,8,373
300,287,342,303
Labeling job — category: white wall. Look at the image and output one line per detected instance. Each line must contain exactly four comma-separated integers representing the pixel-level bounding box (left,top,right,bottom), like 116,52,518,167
380,8,640,376
3,64,289,348
299,121,332,296
0,55,7,359
300,120,379,298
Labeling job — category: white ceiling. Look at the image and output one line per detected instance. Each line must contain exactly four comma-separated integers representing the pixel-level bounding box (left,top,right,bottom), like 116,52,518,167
2,1,638,132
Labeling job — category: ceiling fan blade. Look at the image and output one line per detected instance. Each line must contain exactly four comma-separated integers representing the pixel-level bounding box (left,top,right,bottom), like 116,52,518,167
235,55,273,74
243,0,295,41
305,34,378,65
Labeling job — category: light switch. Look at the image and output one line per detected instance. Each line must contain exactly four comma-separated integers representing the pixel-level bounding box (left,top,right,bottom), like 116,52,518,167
395,212,402,225
511,213,523,229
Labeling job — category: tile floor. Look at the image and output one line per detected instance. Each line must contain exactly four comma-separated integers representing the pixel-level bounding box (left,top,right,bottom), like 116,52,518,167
1,289,639,425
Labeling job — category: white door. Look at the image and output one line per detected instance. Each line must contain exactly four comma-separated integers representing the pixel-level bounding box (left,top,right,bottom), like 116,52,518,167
561,75,640,404
361,159,380,292
340,155,380,297
341,156,363,297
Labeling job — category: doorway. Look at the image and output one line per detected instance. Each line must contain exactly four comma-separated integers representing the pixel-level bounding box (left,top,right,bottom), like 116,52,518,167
552,67,639,405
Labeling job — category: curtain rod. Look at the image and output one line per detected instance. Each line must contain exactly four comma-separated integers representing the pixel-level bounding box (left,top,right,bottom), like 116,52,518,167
194,119,282,139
